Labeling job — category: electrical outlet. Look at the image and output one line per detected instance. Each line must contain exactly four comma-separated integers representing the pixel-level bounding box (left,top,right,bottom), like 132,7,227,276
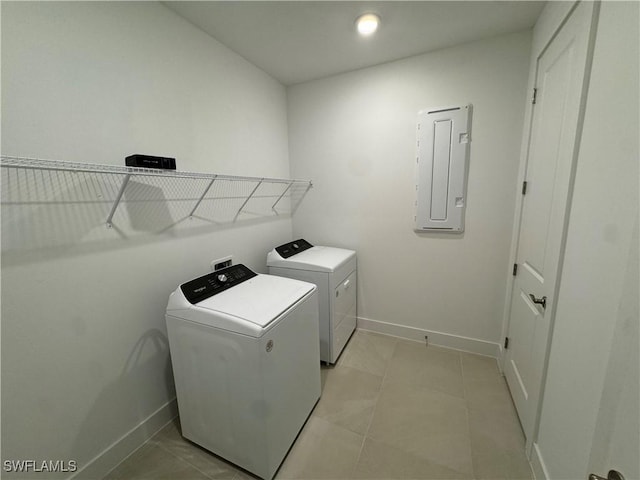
211,255,233,272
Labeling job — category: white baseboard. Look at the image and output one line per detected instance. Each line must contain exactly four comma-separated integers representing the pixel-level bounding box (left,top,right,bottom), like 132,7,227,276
71,398,178,480
497,343,506,373
357,316,501,358
531,442,549,480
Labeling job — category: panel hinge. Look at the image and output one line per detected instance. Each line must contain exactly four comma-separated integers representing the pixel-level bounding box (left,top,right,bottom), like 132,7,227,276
522,181,528,195
504,337,510,349
532,87,538,105
513,263,518,276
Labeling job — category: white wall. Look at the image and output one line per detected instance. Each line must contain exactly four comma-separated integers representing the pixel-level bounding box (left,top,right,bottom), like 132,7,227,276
532,2,639,478
287,31,531,353
1,2,292,478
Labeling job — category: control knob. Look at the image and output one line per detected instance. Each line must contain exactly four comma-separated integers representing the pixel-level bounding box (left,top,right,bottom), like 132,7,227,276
217,274,228,282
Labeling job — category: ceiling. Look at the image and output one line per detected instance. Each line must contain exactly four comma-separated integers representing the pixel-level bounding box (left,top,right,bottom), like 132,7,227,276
163,1,545,86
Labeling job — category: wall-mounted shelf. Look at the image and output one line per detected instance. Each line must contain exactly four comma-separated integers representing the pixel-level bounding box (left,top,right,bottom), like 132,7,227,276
0,156,312,230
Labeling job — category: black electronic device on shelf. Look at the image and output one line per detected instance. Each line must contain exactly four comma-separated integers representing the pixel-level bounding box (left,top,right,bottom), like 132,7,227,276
125,154,176,170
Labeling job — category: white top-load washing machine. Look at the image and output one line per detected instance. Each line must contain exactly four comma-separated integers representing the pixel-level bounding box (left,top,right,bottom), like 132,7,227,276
267,239,357,364
166,264,321,480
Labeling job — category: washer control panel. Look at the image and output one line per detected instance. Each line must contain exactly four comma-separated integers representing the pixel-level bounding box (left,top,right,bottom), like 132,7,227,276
181,264,257,304
275,238,313,259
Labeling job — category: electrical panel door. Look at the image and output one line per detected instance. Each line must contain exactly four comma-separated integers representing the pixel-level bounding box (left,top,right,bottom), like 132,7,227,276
415,105,471,232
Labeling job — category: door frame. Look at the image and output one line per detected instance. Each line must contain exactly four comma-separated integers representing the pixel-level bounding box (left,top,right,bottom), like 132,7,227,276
498,0,601,454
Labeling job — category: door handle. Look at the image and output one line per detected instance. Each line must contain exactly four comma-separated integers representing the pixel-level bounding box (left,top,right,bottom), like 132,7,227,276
529,294,547,310
589,470,625,480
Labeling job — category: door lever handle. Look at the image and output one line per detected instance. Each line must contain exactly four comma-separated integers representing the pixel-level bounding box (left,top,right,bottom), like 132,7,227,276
529,294,547,310
589,470,625,480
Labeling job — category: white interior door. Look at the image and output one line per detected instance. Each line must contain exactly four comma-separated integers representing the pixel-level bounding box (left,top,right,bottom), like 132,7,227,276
503,1,597,445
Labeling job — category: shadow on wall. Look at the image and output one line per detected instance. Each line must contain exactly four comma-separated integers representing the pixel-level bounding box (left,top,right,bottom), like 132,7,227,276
1,166,311,266
70,329,175,476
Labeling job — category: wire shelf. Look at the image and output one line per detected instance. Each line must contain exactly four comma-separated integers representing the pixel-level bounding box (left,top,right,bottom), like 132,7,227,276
1,156,312,235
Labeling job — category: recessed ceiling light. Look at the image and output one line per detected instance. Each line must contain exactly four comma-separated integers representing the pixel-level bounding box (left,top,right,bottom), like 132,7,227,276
356,13,380,36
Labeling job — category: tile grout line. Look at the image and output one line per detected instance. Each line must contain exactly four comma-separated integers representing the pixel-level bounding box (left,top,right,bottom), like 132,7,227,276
349,333,398,478
460,351,480,480
154,439,224,480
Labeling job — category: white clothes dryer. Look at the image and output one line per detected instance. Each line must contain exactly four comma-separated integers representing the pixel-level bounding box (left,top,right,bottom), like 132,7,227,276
166,264,321,480
267,239,357,364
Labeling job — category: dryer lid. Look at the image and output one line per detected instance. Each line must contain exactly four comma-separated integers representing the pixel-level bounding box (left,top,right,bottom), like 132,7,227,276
267,244,356,272
192,274,315,331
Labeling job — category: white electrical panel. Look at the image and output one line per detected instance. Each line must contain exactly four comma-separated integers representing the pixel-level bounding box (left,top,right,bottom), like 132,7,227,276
415,105,471,233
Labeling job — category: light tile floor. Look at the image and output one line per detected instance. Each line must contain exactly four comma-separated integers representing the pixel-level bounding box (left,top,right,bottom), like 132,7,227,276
105,330,533,480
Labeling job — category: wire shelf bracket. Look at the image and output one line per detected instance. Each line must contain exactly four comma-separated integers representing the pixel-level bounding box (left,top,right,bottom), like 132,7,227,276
188,176,217,218
233,179,263,222
272,182,293,213
106,174,131,228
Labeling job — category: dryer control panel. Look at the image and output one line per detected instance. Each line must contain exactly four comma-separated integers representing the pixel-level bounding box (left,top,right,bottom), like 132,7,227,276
181,264,257,304
275,239,314,258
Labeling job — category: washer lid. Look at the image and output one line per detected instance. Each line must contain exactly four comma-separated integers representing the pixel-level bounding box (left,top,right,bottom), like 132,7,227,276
168,273,316,336
267,245,356,272
198,274,314,325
